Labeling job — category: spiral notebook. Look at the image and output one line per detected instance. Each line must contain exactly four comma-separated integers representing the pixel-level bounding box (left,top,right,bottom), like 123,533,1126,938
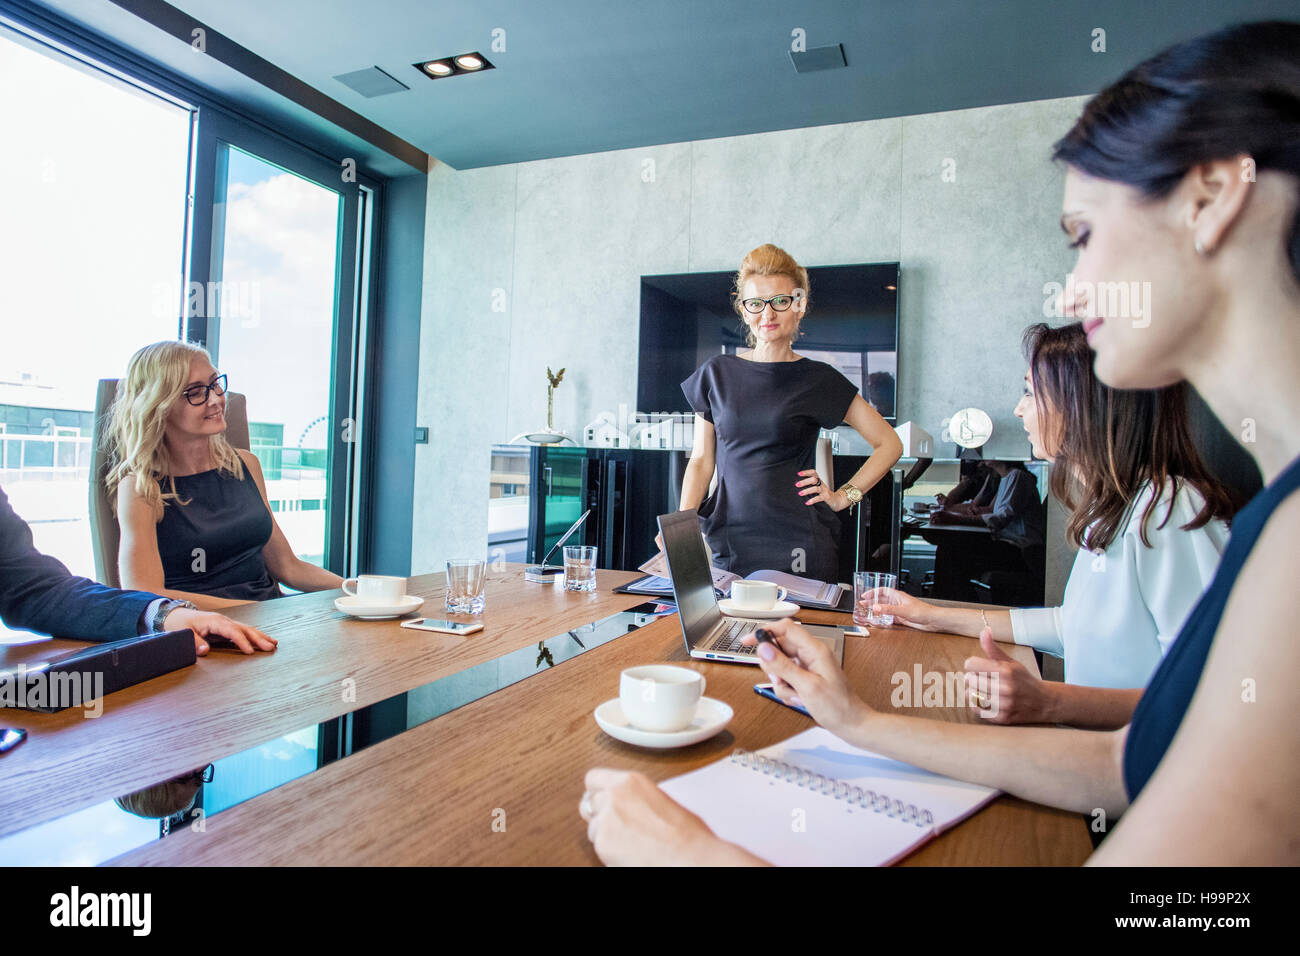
658,727,998,866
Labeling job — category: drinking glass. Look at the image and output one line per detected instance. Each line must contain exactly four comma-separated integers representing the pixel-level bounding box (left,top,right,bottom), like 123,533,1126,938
563,546,598,592
853,572,899,627
445,559,487,614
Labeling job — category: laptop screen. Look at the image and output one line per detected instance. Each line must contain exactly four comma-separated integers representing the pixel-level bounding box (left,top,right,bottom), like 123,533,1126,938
657,510,720,640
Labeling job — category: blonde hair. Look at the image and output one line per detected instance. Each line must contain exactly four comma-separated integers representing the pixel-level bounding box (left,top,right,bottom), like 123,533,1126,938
105,340,245,521
732,244,811,348
114,776,201,819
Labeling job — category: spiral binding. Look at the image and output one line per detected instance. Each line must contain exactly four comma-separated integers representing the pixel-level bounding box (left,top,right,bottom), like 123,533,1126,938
730,748,935,828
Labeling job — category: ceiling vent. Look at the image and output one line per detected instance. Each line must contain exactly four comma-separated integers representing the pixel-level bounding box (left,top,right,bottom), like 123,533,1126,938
790,43,847,73
333,66,410,98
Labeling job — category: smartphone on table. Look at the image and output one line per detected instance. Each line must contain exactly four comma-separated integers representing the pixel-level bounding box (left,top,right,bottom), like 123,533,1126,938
753,683,811,716
399,619,484,635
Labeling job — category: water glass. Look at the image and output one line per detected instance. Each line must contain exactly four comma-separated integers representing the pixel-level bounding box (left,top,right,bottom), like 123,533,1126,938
445,559,487,614
563,546,598,592
853,571,899,627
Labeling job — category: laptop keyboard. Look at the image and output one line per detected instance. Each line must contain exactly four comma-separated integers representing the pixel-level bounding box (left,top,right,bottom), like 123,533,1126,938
705,619,757,655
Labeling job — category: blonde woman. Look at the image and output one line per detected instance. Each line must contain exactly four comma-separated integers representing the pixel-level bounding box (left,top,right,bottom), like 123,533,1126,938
107,341,342,610
677,244,903,582
583,21,1300,865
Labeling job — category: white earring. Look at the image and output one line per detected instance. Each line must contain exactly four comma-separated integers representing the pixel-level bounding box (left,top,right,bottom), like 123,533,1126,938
1195,238,1206,255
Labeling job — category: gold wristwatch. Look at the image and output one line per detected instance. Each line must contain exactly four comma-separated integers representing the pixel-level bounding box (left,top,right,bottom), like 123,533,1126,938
837,482,863,510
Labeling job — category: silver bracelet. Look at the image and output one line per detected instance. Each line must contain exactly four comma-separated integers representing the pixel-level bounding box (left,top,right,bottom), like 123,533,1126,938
980,609,990,631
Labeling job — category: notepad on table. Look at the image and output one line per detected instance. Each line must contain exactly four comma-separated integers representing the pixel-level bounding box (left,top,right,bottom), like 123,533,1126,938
658,727,999,866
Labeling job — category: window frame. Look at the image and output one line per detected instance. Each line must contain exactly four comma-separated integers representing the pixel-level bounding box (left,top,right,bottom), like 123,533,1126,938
188,108,375,576
0,0,393,579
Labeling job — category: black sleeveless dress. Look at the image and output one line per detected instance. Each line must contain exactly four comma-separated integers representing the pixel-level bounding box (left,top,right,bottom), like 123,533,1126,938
681,354,859,582
155,468,282,601
1123,451,1300,799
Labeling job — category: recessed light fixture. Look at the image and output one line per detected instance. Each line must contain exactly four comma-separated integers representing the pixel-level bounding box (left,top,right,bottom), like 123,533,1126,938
885,284,897,291
414,52,494,80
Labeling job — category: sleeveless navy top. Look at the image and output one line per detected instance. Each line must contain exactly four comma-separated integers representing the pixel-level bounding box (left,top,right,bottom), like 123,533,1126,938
155,466,281,602
1123,452,1300,799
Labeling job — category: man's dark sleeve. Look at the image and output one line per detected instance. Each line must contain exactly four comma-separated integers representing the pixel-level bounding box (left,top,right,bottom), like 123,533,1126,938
0,484,158,640
982,470,1036,533
945,474,978,505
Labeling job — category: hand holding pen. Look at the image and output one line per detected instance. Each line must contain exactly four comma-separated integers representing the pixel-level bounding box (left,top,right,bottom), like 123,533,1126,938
740,619,870,738
752,627,803,696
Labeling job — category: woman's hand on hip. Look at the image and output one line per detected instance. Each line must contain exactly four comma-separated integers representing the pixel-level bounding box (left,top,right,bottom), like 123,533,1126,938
796,470,846,511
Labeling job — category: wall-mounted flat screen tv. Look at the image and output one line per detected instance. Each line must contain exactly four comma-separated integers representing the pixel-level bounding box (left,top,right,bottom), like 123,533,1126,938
637,262,900,424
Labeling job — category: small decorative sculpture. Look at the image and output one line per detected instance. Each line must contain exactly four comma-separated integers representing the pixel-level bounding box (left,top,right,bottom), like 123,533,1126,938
546,367,565,432
510,366,576,445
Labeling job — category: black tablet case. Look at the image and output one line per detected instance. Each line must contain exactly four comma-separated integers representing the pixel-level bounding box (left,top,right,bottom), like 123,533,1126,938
0,628,196,713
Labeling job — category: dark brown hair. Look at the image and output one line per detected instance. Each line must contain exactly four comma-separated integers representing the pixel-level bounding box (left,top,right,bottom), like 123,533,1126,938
1023,322,1239,551
1051,21,1300,284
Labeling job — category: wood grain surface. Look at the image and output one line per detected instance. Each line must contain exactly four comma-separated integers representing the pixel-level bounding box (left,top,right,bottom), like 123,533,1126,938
112,606,1092,866
0,565,647,838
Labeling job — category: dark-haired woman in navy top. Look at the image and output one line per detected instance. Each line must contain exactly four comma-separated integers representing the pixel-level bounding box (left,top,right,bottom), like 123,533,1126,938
580,21,1300,865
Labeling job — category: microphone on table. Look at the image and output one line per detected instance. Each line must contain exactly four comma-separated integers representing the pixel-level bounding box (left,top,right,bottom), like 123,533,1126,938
525,508,593,584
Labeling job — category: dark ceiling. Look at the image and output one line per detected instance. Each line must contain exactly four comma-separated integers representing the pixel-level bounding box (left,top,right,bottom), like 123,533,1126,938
25,0,1300,171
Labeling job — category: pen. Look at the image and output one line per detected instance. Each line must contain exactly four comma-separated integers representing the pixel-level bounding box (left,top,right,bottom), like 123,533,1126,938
753,627,802,669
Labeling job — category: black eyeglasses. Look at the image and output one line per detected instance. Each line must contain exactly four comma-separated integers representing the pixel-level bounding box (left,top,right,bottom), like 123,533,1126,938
169,764,214,785
182,375,227,406
739,294,801,314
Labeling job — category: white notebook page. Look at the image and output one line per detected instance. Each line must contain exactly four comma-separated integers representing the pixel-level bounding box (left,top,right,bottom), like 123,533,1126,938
659,727,998,866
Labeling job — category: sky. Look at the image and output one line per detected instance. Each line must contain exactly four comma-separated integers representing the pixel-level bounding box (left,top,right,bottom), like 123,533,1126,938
0,33,190,405
0,30,339,443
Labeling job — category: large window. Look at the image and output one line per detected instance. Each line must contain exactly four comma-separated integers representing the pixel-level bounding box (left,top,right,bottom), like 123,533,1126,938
191,110,366,577
0,25,191,643
0,17,372,642
206,145,343,567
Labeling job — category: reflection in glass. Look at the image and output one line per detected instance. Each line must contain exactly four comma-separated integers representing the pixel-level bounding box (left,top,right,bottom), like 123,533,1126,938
0,609,653,864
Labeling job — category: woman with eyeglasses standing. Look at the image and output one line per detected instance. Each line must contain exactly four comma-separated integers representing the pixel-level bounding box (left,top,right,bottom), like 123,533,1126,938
674,244,902,583
107,341,341,611
583,21,1300,866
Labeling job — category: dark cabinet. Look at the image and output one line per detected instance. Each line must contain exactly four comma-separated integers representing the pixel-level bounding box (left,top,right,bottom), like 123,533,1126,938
525,445,892,581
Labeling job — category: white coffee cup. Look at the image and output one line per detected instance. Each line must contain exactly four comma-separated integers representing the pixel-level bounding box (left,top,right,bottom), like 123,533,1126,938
619,665,705,733
341,574,408,604
729,580,788,610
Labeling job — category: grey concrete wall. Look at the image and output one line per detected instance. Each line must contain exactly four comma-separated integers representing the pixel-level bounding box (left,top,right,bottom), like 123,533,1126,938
412,95,1090,575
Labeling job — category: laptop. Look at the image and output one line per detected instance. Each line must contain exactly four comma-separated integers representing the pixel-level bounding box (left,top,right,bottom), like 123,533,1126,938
657,510,846,666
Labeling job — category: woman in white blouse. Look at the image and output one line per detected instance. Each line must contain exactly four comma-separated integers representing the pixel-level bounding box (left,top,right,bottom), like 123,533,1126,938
865,322,1237,728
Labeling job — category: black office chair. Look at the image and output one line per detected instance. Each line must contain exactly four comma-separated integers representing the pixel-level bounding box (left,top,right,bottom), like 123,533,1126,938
968,541,1046,606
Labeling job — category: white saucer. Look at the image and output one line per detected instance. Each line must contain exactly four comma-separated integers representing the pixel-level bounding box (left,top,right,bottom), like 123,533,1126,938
594,697,733,749
717,598,800,620
334,594,424,620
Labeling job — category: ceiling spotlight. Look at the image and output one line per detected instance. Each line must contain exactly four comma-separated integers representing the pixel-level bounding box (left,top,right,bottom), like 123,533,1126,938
414,52,495,80
885,284,897,291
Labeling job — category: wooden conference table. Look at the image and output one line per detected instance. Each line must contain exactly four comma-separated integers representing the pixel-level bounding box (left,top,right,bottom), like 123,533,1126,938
0,564,1090,866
